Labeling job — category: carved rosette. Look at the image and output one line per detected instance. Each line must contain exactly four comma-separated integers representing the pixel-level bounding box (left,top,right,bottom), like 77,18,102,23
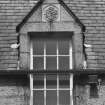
42,4,60,22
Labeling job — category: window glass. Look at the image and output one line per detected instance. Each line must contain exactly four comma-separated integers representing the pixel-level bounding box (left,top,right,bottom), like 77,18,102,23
46,74,57,88
58,40,69,55
32,39,71,70
46,57,57,70
46,90,57,105
59,75,70,88
59,90,70,105
33,91,44,105
33,75,44,88
90,83,98,98
33,57,44,70
33,40,44,55
59,57,69,70
31,34,72,105
46,40,57,55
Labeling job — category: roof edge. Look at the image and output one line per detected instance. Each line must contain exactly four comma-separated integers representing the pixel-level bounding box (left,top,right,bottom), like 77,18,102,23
58,0,86,32
16,0,86,33
16,0,44,33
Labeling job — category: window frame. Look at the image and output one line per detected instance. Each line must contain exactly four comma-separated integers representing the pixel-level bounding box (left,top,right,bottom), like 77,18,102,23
29,32,73,105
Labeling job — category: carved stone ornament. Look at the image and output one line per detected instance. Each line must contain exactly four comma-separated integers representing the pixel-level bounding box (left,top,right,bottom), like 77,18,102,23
42,4,60,22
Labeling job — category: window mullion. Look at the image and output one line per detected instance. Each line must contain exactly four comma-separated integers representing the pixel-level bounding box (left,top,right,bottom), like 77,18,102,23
69,41,73,69
69,41,73,105
44,42,46,105
30,41,33,70
30,41,33,105
57,41,59,105
30,74,33,105
44,41,46,70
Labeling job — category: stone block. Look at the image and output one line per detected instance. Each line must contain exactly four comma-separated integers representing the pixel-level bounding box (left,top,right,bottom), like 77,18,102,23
20,52,30,70
20,34,30,53
60,5,74,21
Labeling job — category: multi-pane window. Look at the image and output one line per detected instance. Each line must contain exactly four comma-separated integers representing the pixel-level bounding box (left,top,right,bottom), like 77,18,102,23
30,37,73,105
32,39,71,70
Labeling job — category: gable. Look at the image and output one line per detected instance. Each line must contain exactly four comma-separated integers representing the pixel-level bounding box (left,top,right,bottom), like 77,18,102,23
16,0,85,32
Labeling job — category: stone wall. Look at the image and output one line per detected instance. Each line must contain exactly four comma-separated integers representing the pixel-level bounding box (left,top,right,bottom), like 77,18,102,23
74,75,105,105
0,75,29,105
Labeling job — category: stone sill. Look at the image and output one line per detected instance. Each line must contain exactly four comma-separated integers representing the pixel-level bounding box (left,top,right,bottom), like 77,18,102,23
0,69,104,75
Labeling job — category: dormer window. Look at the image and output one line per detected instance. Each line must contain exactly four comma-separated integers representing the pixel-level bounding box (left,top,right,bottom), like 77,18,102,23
29,32,73,105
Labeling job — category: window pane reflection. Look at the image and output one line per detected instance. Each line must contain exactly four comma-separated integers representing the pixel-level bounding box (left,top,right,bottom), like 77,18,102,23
33,91,44,105
58,41,69,55
33,75,44,88
46,75,57,88
59,90,70,105
33,41,44,55
46,57,57,70
33,57,44,70
59,75,70,88
59,57,69,70
46,40,57,55
46,90,57,105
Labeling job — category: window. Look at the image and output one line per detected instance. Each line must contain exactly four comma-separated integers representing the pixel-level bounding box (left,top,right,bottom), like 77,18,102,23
31,39,71,70
90,84,98,98
30,32,73,105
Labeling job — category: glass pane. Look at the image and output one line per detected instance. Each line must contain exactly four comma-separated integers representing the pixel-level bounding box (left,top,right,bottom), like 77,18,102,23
33,91,44,105
33,40,44,55
33,57,44,70
59,90,70,105
46,90,57,105
59,75,70,88
33,75,44,88
58,40,69,55
59,57,69,70
90,84,98,98
46,57,57,70
46,40,57,55
46,75,57,88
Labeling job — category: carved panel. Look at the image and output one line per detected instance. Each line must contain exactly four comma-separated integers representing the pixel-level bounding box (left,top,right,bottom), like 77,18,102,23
42,4,60,22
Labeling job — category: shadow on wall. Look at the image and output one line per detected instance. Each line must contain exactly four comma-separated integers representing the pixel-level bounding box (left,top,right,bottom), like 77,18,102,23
74,75,105,105
0,75,29,105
